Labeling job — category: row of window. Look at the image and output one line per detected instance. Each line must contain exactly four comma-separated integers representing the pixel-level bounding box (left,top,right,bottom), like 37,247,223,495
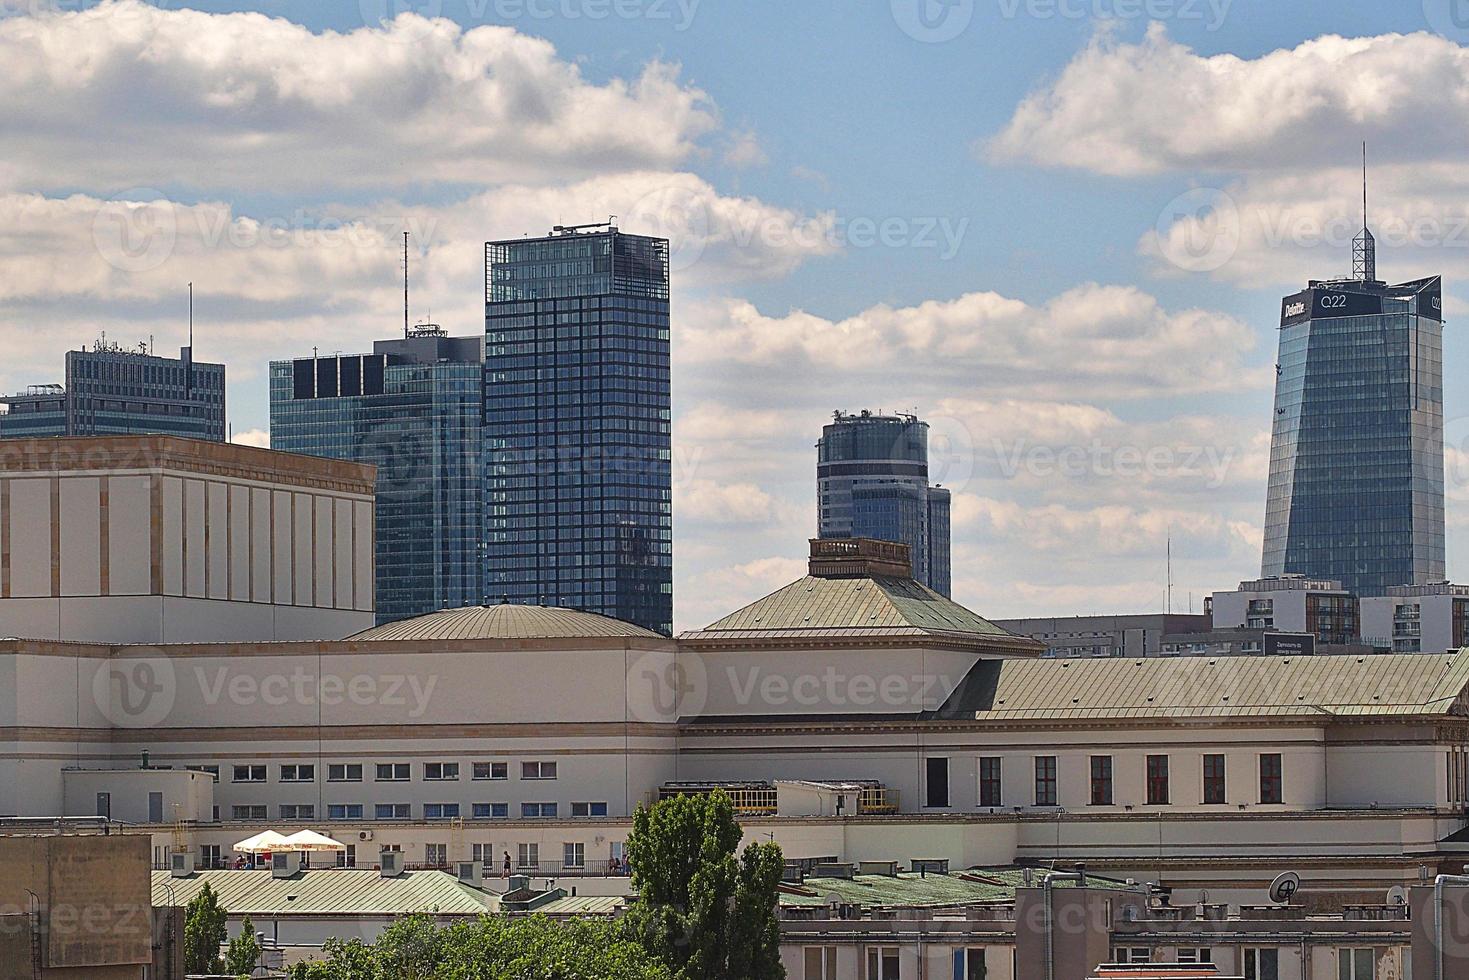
229,761,557,784
955,753,1285,808
229,801,610,822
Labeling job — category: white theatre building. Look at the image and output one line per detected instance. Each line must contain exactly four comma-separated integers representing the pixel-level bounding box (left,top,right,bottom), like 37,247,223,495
1,444,1468,916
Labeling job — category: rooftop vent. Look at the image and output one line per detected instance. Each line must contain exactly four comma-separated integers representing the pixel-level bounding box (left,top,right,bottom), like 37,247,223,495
808,538,913,580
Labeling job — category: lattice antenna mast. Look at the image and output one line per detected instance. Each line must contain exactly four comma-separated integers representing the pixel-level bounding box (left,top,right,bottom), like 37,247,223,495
1353,141,1376,281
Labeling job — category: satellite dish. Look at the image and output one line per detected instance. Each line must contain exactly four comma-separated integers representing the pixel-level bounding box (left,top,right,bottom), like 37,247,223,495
1269,871,1301,904
1388,885,1408,906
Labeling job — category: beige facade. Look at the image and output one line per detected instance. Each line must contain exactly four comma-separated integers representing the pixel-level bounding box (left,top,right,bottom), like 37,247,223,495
0,436,375,643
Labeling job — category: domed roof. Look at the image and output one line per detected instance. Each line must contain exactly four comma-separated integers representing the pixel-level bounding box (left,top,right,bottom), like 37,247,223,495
348,604,663,642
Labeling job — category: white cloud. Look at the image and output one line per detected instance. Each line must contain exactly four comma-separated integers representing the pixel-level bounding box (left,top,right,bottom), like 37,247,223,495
230,428,270,449
678,284,1266,398
676,478,780,526
989,25,1469,177
0,0,716,192
722,130,768,169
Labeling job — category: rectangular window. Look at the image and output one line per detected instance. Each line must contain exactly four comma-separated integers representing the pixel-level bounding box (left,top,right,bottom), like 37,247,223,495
522,761,558,780
425,843,447,865
1260,754,1284,804
1177,948,1212,963
424,803,460,820
473,803,509,819
1146,755,1170,805
571,802,609,817
424,762,459,781
231,805,267,820
473,762,508,780
327,764,362,782
327,804,363,820
376,763,410,782
374,803,411,820
866,948,901,980
803,946,838,980
925,757,950,808
279,764,314,783
1089,756,1113,806
1034,756,1057,807
1203,754,1227,805
979,757,1002,807
1111,948,1150,964
232,765,266,783
279,804,315,820
517,843,539,869
953,948,987,979
563,843,585,869
1244,949,1280,980
522,802,558,818
1337,948,1374,980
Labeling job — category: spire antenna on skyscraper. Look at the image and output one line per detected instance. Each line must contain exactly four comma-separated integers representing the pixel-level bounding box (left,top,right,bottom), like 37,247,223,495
1353,141,1376,282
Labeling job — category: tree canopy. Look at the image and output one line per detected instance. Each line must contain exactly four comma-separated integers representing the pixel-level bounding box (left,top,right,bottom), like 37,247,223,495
623,790,786,980
289,914,672,980
182,880,228,976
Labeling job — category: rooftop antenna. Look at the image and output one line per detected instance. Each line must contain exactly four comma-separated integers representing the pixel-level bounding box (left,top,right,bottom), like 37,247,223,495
403,231,410,340
1166,531,1173,615
1353,141,1376,281
186,282,194,395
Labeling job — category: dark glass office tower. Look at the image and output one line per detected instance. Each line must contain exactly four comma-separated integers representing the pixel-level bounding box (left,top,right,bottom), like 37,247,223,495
816,410,952,596
0,341,225,441
270,328,484,624
483,224,673,635
1261,256,1445,596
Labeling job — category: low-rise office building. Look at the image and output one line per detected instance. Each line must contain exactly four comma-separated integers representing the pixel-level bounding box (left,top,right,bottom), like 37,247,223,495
992,613,1213,659
1360,582,1469,654
1209,577,1360,646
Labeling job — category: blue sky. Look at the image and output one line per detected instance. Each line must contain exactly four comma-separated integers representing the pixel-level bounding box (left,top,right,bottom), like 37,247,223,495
4,0,1468,626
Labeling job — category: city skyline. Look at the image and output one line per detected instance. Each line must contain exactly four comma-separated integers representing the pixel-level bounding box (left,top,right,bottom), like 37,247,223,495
5,1,1469,629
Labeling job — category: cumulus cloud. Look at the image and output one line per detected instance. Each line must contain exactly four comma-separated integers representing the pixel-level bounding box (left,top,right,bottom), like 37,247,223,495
230,428,270,449
678,284,1265,398
0,0,716,192
989,25,1469,176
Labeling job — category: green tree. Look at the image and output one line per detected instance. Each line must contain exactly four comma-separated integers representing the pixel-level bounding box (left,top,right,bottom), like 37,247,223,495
291,914,669,980
182,881,228,975
226,915,263,978
623,791,786,980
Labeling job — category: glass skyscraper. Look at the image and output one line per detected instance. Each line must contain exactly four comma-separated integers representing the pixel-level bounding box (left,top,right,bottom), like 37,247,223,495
0,342,225,441
816,410,952,596
270,329,484,624
484,225,672,635
1261,259,1445,597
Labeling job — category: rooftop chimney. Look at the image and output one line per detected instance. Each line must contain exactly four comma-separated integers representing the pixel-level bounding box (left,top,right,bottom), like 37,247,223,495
808,538,913,580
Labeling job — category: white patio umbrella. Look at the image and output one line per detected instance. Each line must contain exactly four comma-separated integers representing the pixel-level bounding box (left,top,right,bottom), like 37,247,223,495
281,830,347,852
233,830,292,853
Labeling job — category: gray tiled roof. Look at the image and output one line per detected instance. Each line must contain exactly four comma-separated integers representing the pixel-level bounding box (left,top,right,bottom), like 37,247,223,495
686,575,1035,647
349,604,663,642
